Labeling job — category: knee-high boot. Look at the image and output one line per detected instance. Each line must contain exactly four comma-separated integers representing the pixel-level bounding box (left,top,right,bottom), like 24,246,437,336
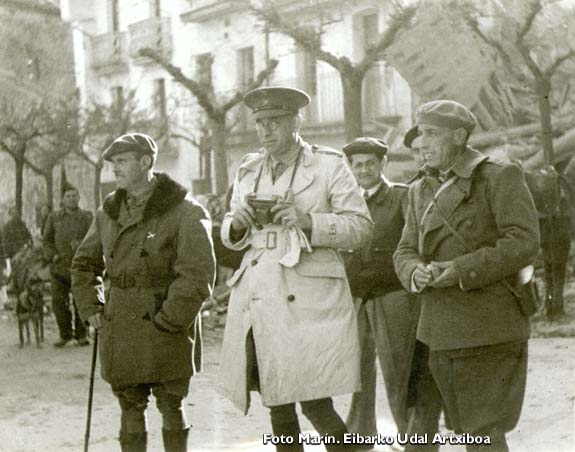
119,431,147,452
162,427,189,452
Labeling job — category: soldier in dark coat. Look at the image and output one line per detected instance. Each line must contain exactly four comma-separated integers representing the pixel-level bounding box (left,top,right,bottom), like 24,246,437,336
394,100,540,452
43,183,93,347
343,137,442,451
72,133,215,452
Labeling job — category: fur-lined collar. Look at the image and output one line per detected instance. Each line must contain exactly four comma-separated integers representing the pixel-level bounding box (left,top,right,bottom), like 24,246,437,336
102,173,187,221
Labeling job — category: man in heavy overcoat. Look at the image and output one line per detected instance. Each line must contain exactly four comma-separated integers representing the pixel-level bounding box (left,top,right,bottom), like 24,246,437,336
72,133,215,452
218,87,372,452
342,137,442,450
394,100,540,452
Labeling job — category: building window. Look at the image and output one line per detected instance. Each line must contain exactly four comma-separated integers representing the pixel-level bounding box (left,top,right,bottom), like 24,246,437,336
109,0,119,32
154,78,167,123
237,47,254,90
362,13,379,49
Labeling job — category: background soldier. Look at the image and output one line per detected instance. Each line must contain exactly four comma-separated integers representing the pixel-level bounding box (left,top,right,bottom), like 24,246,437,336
72,133,215,452
394,100,540,452
343,137,441,451
43,183,92,347
218,87,372,452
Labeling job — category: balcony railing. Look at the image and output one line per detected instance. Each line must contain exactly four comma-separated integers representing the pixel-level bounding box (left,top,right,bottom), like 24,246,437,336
129,17,172,63
90,32,128,72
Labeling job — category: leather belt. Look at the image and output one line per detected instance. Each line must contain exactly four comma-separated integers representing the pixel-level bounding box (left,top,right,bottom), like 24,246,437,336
109,273,172,289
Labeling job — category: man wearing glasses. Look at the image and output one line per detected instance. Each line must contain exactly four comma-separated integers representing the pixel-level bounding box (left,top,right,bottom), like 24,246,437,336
218,87,372,451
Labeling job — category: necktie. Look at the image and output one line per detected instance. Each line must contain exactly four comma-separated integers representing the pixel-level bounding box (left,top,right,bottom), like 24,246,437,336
361,190,372,263
363,190,371,202
272,162,288,183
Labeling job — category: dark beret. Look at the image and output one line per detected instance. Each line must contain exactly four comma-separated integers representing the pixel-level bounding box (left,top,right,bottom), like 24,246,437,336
102,133,158,161
403,126,420,149
417,100,477,134
343,137,388,161
244,86,310,119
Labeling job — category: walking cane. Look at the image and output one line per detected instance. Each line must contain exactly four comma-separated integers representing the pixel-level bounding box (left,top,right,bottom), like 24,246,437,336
84,329,99,452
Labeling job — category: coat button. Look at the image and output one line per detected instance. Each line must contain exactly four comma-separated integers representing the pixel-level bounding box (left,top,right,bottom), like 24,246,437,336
251,259,258,266
469,271,477,279
287,294,295,302
465,220,472,228
130,313,137,320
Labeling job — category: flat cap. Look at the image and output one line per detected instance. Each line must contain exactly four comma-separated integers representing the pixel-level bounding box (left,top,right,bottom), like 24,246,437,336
417,100,477,134
103,133,158,161
244,86,310,119
343,137,388,160
403,126,420,149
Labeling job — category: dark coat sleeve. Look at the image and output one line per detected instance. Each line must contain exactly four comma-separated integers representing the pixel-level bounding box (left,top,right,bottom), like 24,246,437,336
71,214,106,322
154,201,216,333
453,163,540,290
394,184,426,292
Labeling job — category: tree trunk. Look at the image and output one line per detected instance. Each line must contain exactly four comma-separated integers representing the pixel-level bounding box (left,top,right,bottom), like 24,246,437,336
44,171,54,211
94,163,103,208
537,77,565,320
340,73,364,141
211,120,228,195
14,157,24,219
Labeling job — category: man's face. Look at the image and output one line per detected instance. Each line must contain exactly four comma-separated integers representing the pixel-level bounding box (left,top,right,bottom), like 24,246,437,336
410,135,425,169
254,114,298,157
62,190,80,210
350,153,384,190
110,152,147,190
419,124,462,171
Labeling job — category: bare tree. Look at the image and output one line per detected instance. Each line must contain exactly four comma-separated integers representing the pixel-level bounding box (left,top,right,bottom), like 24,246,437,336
0,102,62,217
457,0,575,319
248,0,417,140
139,48,278,195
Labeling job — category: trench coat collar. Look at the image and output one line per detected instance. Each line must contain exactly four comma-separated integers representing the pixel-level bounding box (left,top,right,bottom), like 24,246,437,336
237,138,315,196
103,172,187,222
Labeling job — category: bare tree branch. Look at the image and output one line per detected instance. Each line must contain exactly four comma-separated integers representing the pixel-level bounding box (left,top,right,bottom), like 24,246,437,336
139,48,220,120
221,59,279,112
517,0,543,44
544,50,575,78
357,5,417,75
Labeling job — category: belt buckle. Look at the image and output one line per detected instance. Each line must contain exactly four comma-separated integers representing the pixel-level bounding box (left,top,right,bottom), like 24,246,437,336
266,231,277,249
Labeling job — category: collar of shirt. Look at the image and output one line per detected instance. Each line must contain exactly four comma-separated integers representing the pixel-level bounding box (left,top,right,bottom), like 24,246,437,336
125,176,157,210
363,180,383,199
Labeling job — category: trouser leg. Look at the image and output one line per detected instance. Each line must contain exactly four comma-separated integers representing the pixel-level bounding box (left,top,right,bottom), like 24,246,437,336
428,342,527,452
114,384,150,452
269,403,304,452
154,379,191,452
301,398,352,452
404,342,442,452
346,299,378,437
50,274,72,340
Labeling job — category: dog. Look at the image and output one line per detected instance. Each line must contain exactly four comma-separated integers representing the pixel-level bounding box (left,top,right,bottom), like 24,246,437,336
11,245,47,348
16,275,45,348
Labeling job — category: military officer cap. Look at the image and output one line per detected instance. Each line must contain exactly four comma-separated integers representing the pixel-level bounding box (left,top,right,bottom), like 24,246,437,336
342,137,389,161
244,86,310,119
417,100,477,135
403,126,420,149
102,133,158,162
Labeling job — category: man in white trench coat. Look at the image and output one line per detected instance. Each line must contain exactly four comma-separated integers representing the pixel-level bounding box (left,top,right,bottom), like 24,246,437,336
218,86,372,451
